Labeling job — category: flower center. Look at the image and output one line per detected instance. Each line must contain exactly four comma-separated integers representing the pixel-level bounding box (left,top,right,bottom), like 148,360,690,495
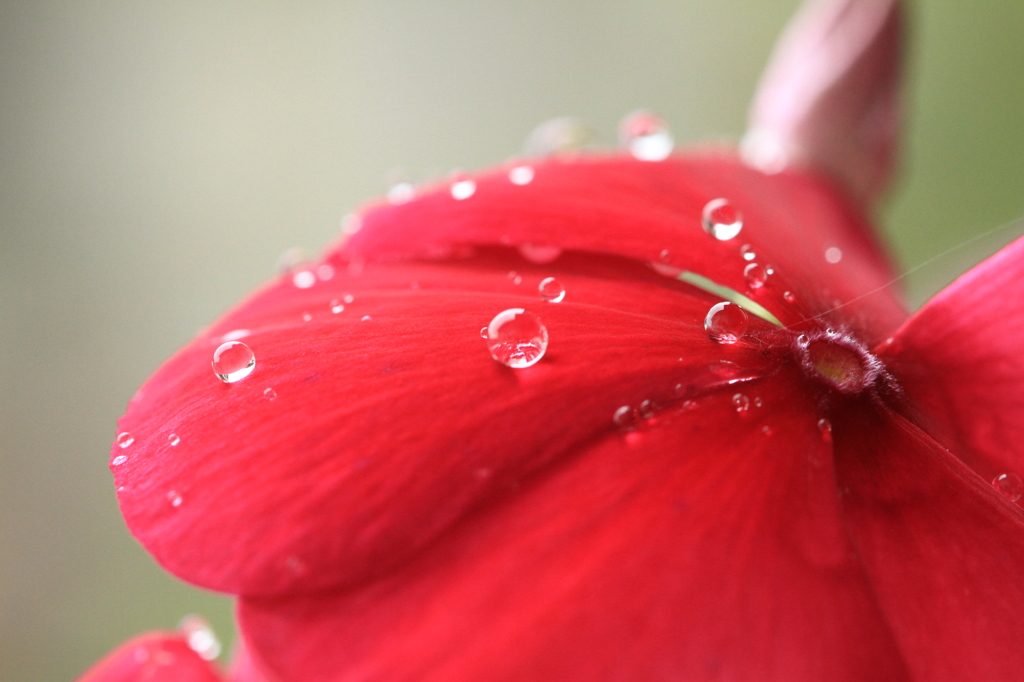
795,330,882,394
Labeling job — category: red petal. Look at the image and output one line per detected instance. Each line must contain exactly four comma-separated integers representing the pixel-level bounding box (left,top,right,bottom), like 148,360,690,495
238,369,910,682
75,633,222,682
344,156,905,340
744,0,903,208
878,235,1024,483
115,251,778,596
834,405,1024,680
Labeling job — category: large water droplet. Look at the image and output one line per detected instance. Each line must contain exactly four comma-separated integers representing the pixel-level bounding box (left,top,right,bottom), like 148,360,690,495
704,302,748,344
743,263,769,290
212,341,255,383
508,165,535,185
538,277,566,303
450,177,476,200
619,111,674,161
993,473,1023,502
112,455,128,466
292,270,316,289
116,432,134,448
168,433,180,446
340,213,362,236
485,309,548,368
702,199,743,240
179,615,222,661
518,243,562,264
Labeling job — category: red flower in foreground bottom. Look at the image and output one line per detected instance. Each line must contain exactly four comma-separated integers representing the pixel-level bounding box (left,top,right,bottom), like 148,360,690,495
80,0,1024,680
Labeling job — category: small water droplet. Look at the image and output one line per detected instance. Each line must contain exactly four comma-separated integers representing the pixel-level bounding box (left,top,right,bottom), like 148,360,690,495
702,199,743,240
681,399,698,411
518,243,562,264
523,116,591,156
221,329,250,342
330,299,344,314
387,181,415,205
179,615,221,661
993,473,1023,502
301,312,312,322
825,247,843,264
732,393,750,414
116,432,134,448
619,110,674,161
650,261,683,278
613,405,639,430
212,341,255,383
316,264,335,281
753,397,763,408
479,326,489,339
112,454,128,466
639,400,656,419
340,213,361,235
704,302,749,344
508,165,535,185
761,425,773,436
797,334,810,348
484,308,548,368
168,433,180,446
292,270,316,289
538,277,565,303
361,315,372,322
263,387,276,401
659,249,672,262
167,491,183,507
818,418,833,443
343,293,354,304
450,178,476,200
783,291,796,303
740,244,756,261
276,247,308,273
507,271,522,285
743,263,769,289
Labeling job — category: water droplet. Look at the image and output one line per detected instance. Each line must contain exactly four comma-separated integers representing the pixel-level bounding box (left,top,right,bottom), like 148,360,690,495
263,387,277,401
507,271,522,285
702,198,743,240
167,491,183,507
743,263,769,289
523,116,592,156
116,432,134,448
292,270,316,289
112,455,128,466
619,110,674,161
168,434,180,446
783,291,796,303
704,302,748,344
479,326,489,339
761,425,773,436
818,418,833,443
796,334,810,348
993,473,1023,502
538,277,565,303
221,329,250,342
179,615,221,661
681,399,698,411
301,312,312,322
753,397,763,408
508,165,535,185
387,181,415,205
613,405,639,430
361,315,372,322
825,247,843,264
276,247,308,273
650,261,683,278
659,249,672,262
518,243,562,264
340,213,362,235
639,400,656,419
484,308,548,368
316,264,335,281
740,244,756,261
343,293,354,304
330,299,344,314
450,178,476,200
732,393,750,414
212,341,255,383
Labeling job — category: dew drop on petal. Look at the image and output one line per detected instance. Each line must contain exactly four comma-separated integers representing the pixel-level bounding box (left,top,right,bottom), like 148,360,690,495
263,387,276,401
681,399,698,411
276,247,308,273
116,432,134,448
507,271,522,285
168,433,180,446
112,455,128,466
523,116,591,156
179,615,222,661
387,181,415,205
485,308,548,368
732,393,750,414
702,198,743,240
479,326,489,339
301,312,312,322
613,405,639,430
361,315,372,322
221,329,250,342
167,491,183,507
761,425,773,436
619,110,674,161
508,165,535,185
704,302,748,344
518,243,562,264
330,299,344,314
212,341,255,383
993,473,1023,502
316,264,335,281
450,178,476,200
538,277,566,303
343,293,354,304
639,399,656,419
292,270,316,289
783,291,796,303
740,244,756,261
825,247,843,264
743,263,769,289
818,418,833,443
340,213,362,235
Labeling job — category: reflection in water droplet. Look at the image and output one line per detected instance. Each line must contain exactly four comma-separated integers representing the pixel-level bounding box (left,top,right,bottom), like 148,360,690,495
743,263,769,289
519,243,562,264
993,473,1023,502
704,302,749,344
740,244,756,261
451,178,477,200
619,111,674,161
702,199,743,240
179,615,222,661
168,434,180,446
508,165,535,185
292,270,316,289
387,181,415,205
818,418,833,443
732,393,750,414
263,387,277,401
117,432,134,448
485,308,548,368
538,277,566,303
330,299,344,314
112,455,128,466
613,405,639,430
783,291,796,304
168,491,183,507
825,247,843,264
212,341,256,383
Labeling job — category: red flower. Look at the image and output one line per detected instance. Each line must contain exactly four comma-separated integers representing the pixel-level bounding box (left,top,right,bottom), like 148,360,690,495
79,0,1024,680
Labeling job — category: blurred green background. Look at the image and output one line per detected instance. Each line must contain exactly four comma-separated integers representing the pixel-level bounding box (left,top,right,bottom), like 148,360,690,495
1,1,1021,680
